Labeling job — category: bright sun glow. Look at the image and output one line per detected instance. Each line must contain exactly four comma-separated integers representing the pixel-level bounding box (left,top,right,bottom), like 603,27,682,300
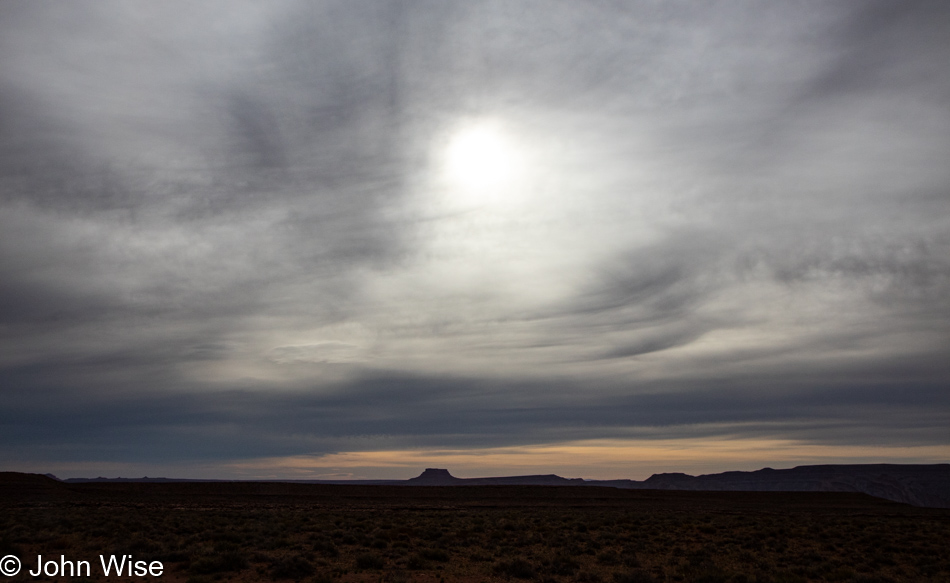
442,122,525,203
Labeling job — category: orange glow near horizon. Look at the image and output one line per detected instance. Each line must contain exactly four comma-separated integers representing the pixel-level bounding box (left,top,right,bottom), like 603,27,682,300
217,438,950,481
23,437,948,481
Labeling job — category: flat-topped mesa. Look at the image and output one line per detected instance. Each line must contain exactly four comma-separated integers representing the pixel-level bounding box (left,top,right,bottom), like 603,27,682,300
407,468,463,485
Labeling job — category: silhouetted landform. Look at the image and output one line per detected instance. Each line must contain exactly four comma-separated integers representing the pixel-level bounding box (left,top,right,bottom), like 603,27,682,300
407,465,950,508
407,467,586,486
619,464,950,509
51,463,950,508
62,476,227,483
0,471,937,516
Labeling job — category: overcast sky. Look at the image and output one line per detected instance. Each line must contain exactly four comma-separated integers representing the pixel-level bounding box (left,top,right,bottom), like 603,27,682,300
1,0,948,480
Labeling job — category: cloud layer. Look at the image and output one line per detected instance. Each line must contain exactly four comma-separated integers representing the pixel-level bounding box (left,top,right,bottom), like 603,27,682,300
1,0,948,478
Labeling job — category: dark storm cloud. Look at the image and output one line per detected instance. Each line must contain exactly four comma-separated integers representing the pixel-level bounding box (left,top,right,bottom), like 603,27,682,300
1,0,948,474
3,360,947,464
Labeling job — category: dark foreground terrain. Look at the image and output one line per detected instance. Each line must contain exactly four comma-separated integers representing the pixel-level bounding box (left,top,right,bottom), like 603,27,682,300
1,473,948,583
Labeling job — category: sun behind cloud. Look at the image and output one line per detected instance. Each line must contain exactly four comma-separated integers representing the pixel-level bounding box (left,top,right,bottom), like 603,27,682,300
440,119,528,209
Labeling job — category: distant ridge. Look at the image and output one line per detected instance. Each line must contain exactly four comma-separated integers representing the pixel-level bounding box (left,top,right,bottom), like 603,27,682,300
626,464,950,509
45,463,950,508
64,476,225,483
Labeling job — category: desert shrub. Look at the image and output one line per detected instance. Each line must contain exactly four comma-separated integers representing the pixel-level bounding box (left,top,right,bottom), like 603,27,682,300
596,549,620,565
261,536,293,550
119,535,165,556
355,553,385,570
548,554,580,576
160,549,190,563
270,555,315,580
494,558,537,579
612,571,656,583
769,572,806,583
562,543,584,558
573,571,603,583
189,550,248,574
688,570,732,583
621,550,641,568
827,568,857,581
311,539,339,558
406,554,428,570
211,530,243,544
687,549,713,568
420,548,449,562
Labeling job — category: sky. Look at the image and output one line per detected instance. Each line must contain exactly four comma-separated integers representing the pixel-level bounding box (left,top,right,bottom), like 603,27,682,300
1,0,948,480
